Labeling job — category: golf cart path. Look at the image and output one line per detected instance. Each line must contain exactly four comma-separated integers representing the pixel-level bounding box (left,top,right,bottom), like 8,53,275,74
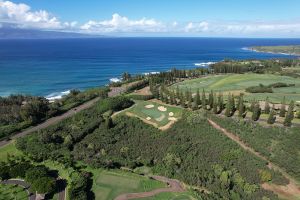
208,119,300,199
1,179,36,200
114,175,185,200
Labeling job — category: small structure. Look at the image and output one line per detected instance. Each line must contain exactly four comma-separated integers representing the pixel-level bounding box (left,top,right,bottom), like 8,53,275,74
35,193,45,200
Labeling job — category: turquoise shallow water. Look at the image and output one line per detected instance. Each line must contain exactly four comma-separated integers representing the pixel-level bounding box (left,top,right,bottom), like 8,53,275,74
0,37,299,98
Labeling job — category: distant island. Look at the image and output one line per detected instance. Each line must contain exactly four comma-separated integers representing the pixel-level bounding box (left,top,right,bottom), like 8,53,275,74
251,45,300,56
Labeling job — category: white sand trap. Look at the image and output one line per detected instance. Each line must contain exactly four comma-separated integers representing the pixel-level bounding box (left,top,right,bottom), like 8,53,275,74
297,101,300,103
169,112,174,117
158,106,167,112
155,114,165,122
145,104,155,109
168,117,177,121
146,117,152,121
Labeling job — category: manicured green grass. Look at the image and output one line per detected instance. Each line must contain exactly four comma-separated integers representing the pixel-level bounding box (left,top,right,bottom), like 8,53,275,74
0,184,28,200
171,73,300,103
136,192,197,200
0,142,23,162
88,168,166,200
125,100,183,127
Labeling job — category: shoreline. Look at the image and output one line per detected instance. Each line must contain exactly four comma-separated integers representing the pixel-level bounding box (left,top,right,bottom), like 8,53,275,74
243,47,300,56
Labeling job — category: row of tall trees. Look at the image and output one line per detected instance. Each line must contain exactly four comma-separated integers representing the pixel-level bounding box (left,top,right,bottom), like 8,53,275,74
157,86,297,127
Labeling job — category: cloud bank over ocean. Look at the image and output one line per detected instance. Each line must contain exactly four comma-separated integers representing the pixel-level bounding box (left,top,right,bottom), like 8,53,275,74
1,1,300,37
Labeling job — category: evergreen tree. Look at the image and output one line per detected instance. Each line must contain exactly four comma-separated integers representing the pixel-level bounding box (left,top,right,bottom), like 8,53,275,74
213,95,218,114
188,90,193,108
202,89,206,110
279,97,286,117
180,91,185,108
195,89,201,109
231,94,236,114
238,95,246,118
284,101,295,127
252,103,261,121
218,93,224,113
105,117,113,129
267,107,276,124
208,90,214,110
265,97,270,114
225,95,233,117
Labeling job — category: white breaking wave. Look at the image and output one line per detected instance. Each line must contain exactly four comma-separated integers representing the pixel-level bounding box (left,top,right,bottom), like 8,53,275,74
46,90,70,102
110,78,122,83
194,62,216,67
143,72,160,76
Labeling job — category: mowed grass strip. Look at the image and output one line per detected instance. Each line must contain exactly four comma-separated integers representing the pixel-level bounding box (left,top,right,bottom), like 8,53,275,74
126,100,182,127
172,73,300,103
0,142,23,162
91,169,166,200
136,192,197,200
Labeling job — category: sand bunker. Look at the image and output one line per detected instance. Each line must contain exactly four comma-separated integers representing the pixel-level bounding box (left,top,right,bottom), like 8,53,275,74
146,117,152,121
169,112,174,117
168,117,177,121
158,106,167,112
145,104,155,109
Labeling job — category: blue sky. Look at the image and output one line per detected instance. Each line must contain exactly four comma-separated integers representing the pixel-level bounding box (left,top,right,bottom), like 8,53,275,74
1,0,300,37
10,0,300,22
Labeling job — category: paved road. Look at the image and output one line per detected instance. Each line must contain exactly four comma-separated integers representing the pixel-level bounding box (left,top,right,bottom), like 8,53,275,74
0,97,100,148
114,175,185,200
1,179,36,200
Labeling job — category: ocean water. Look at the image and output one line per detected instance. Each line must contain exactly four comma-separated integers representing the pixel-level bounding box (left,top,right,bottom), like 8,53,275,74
0,37,300,98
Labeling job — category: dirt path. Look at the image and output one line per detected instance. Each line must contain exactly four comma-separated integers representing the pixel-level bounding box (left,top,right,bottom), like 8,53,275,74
114,175,185,200
208,119,300,200
0,84,130,148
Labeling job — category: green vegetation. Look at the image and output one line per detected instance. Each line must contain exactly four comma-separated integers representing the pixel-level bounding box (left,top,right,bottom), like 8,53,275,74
171,73,300,103
124,100,183,127
138,192,197,200
252,45,300,55
0,159,57,194
2,58,300,199
0,142,23,162
0,184,28,200
209,114,300,182
0,87,109,140
89,169,166,200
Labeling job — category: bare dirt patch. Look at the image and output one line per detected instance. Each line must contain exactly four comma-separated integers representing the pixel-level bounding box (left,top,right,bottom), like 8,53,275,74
134,86,152,96
262,183,300,200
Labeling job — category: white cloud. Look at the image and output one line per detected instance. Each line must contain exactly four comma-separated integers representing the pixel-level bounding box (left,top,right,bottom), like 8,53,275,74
0,0,74,29
1,1,300,37
80,13,165,33
183,20,300,37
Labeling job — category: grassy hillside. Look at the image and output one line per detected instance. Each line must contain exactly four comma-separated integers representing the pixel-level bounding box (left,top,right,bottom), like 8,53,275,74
171,73,300,103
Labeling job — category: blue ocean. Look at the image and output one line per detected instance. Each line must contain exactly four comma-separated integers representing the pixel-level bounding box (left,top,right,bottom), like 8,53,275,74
0,38,300,99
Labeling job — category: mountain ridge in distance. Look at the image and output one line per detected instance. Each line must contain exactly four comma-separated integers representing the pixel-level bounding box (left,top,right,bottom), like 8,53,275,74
0,26,100,39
